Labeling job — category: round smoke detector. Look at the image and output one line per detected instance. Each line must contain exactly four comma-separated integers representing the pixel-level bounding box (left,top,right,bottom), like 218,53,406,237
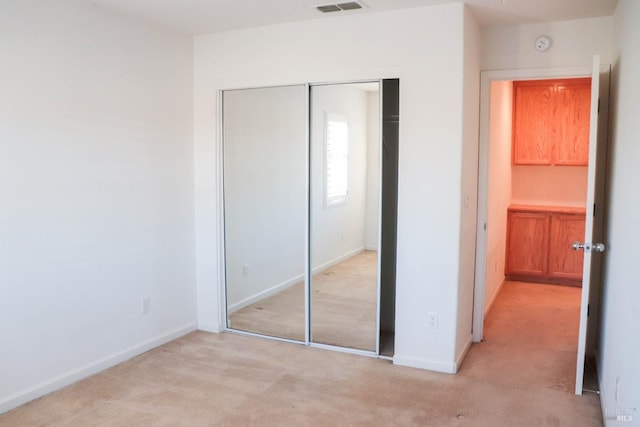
535,36,552,52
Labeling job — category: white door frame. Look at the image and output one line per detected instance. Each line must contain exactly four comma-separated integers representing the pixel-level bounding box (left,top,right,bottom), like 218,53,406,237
472,65,593,343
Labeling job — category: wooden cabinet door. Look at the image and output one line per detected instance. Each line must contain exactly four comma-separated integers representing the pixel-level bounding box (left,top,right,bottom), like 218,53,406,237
548,214,586,280
555,79,591,165
512,82,555,165
506,212,550,277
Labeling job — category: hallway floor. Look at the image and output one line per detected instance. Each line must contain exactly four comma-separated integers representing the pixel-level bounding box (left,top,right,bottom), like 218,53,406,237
461,280,583,394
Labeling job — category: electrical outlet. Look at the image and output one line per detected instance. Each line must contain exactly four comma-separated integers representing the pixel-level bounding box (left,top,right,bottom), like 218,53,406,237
142,297,150,314
428,312,439,329
242,265,249,278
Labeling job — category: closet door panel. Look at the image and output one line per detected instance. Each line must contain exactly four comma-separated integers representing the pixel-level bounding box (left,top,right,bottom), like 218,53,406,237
223,85,307,341
309,83,380,352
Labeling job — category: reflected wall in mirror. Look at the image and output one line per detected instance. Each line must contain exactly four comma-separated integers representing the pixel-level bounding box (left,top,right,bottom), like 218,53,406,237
223,85,307,341
310,82,381,352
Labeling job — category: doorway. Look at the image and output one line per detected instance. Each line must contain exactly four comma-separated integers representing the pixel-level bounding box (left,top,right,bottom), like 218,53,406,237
473,63,609,395
486,77,589,293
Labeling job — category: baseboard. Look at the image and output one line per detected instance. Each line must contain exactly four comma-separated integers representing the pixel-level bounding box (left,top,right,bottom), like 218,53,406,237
597,357,618,426
393,338,471,375
454,334,473,373
227,246,365,314
484,277,505,318
393,354,457,374
227,273,304,314
505,274,581,287
0,323,197,415
197,321,222,333
599,371,610,426
313,247,365,274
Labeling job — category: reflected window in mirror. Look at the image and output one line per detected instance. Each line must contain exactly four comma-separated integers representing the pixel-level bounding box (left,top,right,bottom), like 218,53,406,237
325,113,349,207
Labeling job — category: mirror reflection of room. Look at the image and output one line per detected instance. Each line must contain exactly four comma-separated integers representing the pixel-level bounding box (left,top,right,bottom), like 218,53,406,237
223,85,307,342
310,82,380,352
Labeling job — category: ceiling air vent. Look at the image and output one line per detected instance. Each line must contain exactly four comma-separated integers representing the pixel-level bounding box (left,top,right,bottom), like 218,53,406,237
316,2,364,13
337,2,362,11
317,5,341,13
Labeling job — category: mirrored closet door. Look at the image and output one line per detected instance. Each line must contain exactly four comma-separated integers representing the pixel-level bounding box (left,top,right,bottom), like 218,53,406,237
222,85,307,342
222,81,395,355
309,83,381,352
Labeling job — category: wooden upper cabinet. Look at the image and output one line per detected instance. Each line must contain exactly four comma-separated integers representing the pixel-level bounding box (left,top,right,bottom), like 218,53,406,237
555,80,592,165
512,82,555,164
512,78,591,166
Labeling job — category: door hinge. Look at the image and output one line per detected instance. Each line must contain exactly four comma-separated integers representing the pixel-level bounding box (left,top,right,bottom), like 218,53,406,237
587,304,590,317
598,98,601,113
593,204,596,217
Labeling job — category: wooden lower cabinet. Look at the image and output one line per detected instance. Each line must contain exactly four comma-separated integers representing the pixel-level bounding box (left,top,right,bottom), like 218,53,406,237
506,212,550,277
506,206,586,285
548,214,586,281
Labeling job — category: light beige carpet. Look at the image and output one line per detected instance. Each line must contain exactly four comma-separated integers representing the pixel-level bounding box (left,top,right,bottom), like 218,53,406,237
1,281,602,426
460,281,583,394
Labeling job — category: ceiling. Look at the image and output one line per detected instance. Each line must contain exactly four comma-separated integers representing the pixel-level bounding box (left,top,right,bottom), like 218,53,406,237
88,0,619,35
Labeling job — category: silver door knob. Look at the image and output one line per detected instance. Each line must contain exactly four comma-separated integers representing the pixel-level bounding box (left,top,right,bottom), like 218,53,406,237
572,242,606,253
572,242,585,250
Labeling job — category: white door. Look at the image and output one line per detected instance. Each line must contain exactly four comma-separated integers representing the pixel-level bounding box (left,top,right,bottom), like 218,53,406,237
574,55,610,395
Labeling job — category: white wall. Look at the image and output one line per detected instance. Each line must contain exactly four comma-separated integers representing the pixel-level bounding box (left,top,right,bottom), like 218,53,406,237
598,0,640,424
511,165,587,207
0,0,196,413
194,3,473,373
484,81,512,313
482,16,614,70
